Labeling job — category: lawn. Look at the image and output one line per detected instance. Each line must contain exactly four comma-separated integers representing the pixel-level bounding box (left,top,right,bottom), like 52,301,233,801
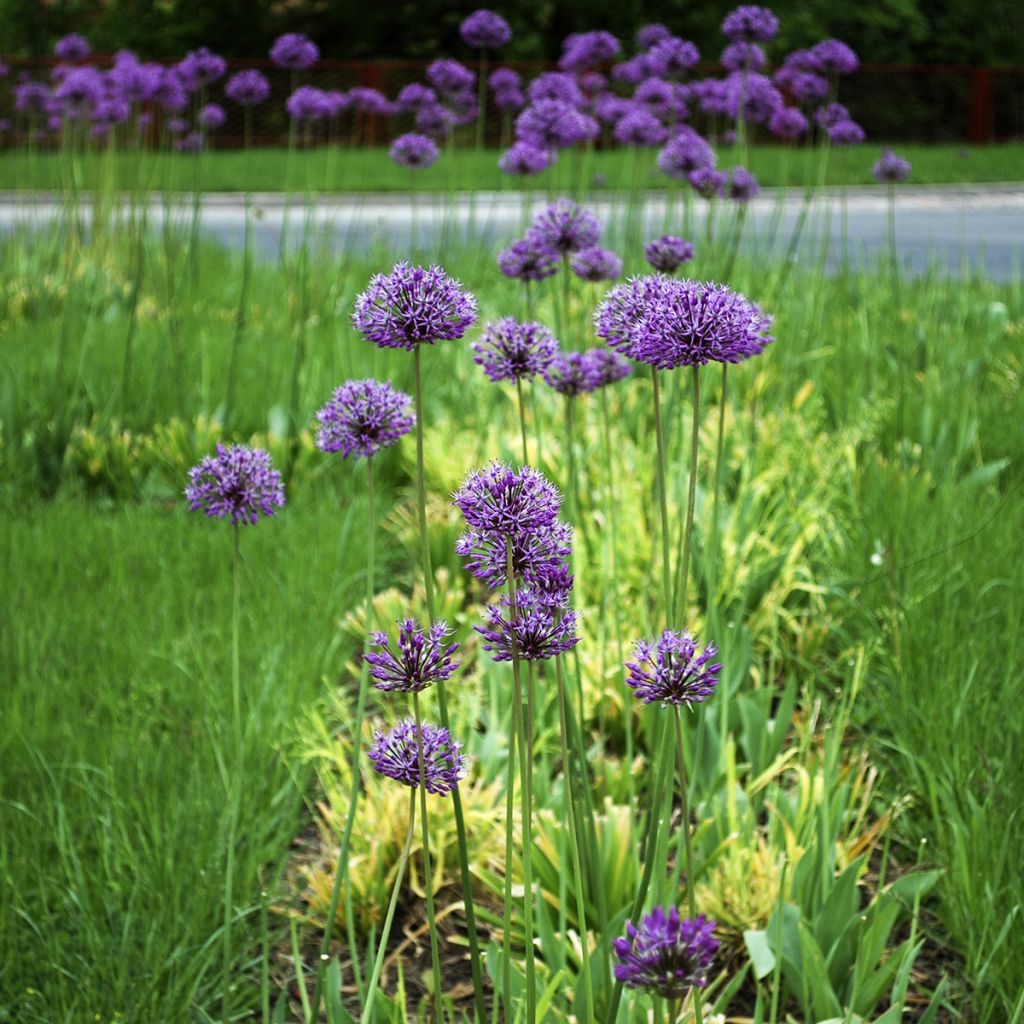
1,202,1022,1023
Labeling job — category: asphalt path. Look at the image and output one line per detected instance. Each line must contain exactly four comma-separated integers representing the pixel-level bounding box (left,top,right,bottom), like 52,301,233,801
1,185,1021,278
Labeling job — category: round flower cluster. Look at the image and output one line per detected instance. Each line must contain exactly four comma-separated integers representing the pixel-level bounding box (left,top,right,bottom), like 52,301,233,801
225,69,270,107
472,318,558,383
270,33,319,71
625,630,721,706
721,5,780,43
367,719,466,795
389,132,439,169
365,619,459,693
185,444,285,526
613,909,719,997
315,378,415,460
497,237,560,282
644,235,695,274
872,148,912,184
460,9,512,50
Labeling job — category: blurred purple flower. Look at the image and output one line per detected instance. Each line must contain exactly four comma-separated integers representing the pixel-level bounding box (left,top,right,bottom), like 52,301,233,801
812,38,859,75
657,129,716,180
426,58,475,97
396,83,437,112
390,132,439,169
198,103,226,131
728,166,760,201
689,168,729,199
315,378,415,459
460,9,512,49
769,106,808,139
644,235,695,274
828,119,865,146
721,5,779,43
637,23,673,50
54,33,90,62
543,351,602,395
559,30,621,72
270,33,319,71
722,41,766,72
225,69,270,107
872,148,911,183
489,67,521,91
497,237,560,282
571,245,623,282
499,140,552,176
527,198,602,254
614,106,668,147
583,347,633,386
178,47,226,89
647,36,701,79
287,86,329,122
527,71,584,109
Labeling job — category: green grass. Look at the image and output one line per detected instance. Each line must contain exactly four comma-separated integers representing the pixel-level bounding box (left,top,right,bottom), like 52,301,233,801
0,141,1022,195
1,211,1022,1021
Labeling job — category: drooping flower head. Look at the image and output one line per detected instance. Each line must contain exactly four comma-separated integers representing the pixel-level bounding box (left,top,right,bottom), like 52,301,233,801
457,521,573,589
185,444,285,526
352,262,477,350
460,9,512,49
613,909,719,996
543,351,602,396
583,347,633,387
365,619,459,693
453,462,561,535
314,378,415,460
571,245,623,283
225,69,271,107
644,235,695,274
625,630,720,706
476,591,580,661
721,5,779,43
497,237,560,282
872,148,911,184
367,719,466,795
527,198,602,255
390,132,439,169
472,318,558,382
270,33,319,71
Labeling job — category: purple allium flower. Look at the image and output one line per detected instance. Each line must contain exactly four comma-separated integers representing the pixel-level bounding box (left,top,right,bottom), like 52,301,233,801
516,100,595,150
185,444,285,526
721,5,779,43
559,30,621,72
645,235,695,274
353,262,477,351
92,96,131,126
583,347,633,386
167,116,190,136
390,132,439,169
614,106,668,147
453,462,562,535
594,92,631,125
324,90,349,117
635,78,688,122
690,168,729,199
15,82,51,115
54,33,90,62
497,237,560,282
722,41,767,72
110,56,160,104
527,71,584,109
828,119,865,146
527,198,602,255
460,9,512,49
456,521,573,589
519,564,575,608
498,140,552,176
54,68,104,111
153,70,188,112
596,277,772,367
647,37,701,80
657,129,716,180
365,618,459,693
543,351,602,395
270,33,319,71
579,70,607,95
347,86,394,116
198,103,226,131
472,318,558,382
314,378,415,460
178,47,226,89
225,69,270,107
571,245,623,283
286,86,329,122
493,86,525,112
367,718,466,795
426,58,475,97
447,88,479,125
782,48,824,73
396,83,436,112
613,909,720,996
728,166,760,202
415,102,458,137
812,38,859,75
611,55,654,86
816,102,849,129
177,130,204,153
726,72,783,124
637,23,673,50
774,67,829,104
872,148,911,184
626,630,720,706
489,67,521,91
769,105,808,139
476,592,580,662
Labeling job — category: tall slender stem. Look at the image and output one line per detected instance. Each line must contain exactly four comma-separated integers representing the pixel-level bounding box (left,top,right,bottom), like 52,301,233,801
678,367,701,620
675,708,704,1024
222,524,241,1024
651,369,674,623
311,458,376,1016
413,691,444,1022
360,789,417,1024
515,377,530,464
414,346,488,1023
500,679,519,1023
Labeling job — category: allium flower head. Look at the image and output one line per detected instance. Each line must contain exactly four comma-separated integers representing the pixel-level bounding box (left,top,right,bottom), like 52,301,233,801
594,275,672,358
367,719,466,795
225,69,270,107
178,47,226,88
613,909,719,996
270,33,319,71
54,68,104,110
543,351,602,395
498,140,552,176
315,378,415,459
472,318,558,382
198,103,226,130
812,38,859,75
647,36,701,79
644,235,695,274
559,30,621,72
657,130,716,180
722,41,767,72
872,148,911,184
721,5,779,43
613,107,668,148
571,245,623,283
770,106,808,140
476,592,580,662
637,23,673,50
527,199,602,255
460,9,512,49
625,630,720,706
349,86,394,115
516,100,595,151
457,521,573,589
390,132,439,169
489,68,521,91
427,59,475,96
497,237,560,282
415,102,457,137
828,119,865,146
774,67,829,104
55,33,90,62
583,347,633,387
454,462,561,535
286,86,329,122
185,444,285,526
352,262,477,350
396,83,436,112
816,102,849,129
15,81,51,115
365,619,459,693
527,72,584,108
634,78,688,122
728,166,760,202
518,564,575,608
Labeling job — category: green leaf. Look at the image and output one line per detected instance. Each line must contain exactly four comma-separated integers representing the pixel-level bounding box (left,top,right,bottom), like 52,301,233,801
744,929,777,980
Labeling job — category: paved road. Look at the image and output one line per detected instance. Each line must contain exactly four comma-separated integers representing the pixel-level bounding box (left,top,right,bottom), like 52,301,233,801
2,185,1021,278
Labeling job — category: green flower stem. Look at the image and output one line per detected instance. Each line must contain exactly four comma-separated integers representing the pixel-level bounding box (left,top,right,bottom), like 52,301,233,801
516,377,530,464
674,708,703,1024
413,690,444,1022
505,538,537,1023
677,367,701,621
413,346,488,1024
360,788,417,1024
475,50,488,150
710,367,731,758
310,458,376,1018
651,369,674,622
555,653,595,1024
500,678,519,1023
